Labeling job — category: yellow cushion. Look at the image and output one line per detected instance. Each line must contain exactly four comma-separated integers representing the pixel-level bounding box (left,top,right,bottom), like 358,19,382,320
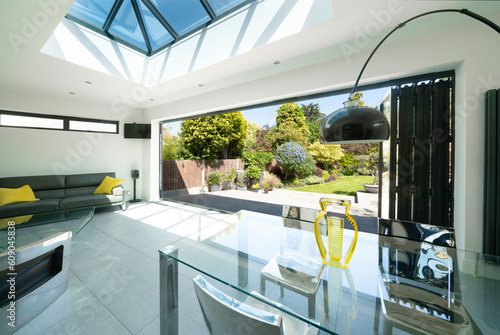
94,176,124,195
0,215,33,229
0,185,39,207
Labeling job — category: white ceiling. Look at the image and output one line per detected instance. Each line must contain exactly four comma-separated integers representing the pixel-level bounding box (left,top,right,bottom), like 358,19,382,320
1,0,499,112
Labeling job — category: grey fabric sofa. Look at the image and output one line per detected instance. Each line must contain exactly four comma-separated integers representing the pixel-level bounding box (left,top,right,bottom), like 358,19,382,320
0,172,127,218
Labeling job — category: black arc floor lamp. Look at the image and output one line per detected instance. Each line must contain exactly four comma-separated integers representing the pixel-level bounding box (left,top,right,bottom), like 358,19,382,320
319,8,500,145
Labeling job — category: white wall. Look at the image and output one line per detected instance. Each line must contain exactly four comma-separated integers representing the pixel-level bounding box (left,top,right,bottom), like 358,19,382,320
0,88,145,199
145,15,500,253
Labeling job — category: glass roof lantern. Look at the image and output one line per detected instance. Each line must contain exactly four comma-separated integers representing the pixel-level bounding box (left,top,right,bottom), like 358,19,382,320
66,0,254,56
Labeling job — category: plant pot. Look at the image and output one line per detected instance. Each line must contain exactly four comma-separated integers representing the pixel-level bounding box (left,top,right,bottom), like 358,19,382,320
264,188,269,194
222,181,234,190
236,186,247,191
210,184,221,192
250,187,259,193
363,183,378,193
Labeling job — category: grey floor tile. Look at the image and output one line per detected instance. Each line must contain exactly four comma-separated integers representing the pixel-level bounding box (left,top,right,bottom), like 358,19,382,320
38,301,131,335
77,249,158,299
13,276,97,335
100,268,160,334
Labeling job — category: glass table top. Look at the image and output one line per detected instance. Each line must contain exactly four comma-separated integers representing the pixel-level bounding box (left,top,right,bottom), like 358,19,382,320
160,208,500,335
0,207,95,249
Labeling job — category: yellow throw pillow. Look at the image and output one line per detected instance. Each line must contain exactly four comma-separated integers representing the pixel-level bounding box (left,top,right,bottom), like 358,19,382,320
94,176,124,195
0,185,39,207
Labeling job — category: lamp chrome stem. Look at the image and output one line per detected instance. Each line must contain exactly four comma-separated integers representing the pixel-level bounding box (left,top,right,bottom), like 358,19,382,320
350,8,500,96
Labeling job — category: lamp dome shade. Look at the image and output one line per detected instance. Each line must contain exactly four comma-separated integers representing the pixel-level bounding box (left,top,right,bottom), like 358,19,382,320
319,102,390,144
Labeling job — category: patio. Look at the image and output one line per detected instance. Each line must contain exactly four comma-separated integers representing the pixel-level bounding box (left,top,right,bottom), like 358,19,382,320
168,188,379,234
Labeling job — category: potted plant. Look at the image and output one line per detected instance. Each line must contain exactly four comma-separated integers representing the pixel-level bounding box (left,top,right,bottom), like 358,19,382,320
263,173,281,191
263,183,270,194
208,171,222,192
235,170,247,191
245,165,262,188
250,182,260,192
222,169,236,190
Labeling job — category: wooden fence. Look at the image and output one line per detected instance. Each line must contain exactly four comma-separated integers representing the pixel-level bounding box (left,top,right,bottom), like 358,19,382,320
162,159,244,191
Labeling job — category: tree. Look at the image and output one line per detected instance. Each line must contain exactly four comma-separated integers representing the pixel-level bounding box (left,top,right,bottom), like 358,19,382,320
162,125,182,160
350,152,386,185
301,103,325,122
180,112,247,159
269,103,310,149
301,103,325,143
244,121,260,149
308,140,344,170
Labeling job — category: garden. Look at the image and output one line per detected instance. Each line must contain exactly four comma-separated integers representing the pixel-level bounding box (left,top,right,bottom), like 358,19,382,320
162,96,384,197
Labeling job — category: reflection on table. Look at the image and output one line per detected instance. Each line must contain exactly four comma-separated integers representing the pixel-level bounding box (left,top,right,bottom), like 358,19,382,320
159,207,500,335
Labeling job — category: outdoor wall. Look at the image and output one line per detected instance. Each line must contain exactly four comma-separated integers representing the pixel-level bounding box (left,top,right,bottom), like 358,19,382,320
0,88,145,199
145,13,500,253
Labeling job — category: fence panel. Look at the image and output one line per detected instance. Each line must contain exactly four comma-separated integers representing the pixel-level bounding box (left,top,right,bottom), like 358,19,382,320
162,159,243,191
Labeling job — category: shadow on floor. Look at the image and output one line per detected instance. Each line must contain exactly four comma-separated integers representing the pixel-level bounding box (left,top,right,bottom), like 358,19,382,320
163,193,378,234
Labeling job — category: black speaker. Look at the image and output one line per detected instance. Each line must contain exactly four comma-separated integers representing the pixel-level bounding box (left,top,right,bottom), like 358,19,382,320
131,170,140,179
130,170,140,203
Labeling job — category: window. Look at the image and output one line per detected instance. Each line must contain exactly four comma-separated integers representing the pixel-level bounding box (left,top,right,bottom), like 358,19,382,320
0,111,119,134
65,0,255,56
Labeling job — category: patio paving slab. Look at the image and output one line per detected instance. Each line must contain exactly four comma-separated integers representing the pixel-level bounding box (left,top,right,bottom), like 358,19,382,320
167,188,379,234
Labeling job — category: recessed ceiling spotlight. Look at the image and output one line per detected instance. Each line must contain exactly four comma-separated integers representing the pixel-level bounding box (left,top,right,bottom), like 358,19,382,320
199,84,204,87
274,61,280,65
69,92,75,95
150,98,155,101
85,81,92,84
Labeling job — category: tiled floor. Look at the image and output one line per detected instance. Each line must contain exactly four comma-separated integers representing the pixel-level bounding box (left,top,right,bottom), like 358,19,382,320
13,201,233,335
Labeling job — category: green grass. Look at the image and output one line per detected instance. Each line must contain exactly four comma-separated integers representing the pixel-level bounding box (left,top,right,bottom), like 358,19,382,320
287,175,374,196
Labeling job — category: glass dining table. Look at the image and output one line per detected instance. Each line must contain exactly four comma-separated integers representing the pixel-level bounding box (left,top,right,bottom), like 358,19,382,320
159,207,500,335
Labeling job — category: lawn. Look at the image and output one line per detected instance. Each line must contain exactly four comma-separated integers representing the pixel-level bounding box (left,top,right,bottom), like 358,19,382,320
288,175,374,196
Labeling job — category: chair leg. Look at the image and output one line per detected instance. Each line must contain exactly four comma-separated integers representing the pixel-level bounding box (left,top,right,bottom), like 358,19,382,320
323,280,329,315
280,285,284,297
374,297,381,333
260,276,266,295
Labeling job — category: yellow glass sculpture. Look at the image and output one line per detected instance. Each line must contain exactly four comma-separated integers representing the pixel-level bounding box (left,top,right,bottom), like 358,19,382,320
314,198,358,269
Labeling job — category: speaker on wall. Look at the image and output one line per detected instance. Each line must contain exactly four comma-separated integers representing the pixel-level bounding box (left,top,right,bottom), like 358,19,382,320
130,169,140,203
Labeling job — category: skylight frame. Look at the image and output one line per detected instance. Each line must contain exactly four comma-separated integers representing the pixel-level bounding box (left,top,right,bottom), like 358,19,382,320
65,0,256,57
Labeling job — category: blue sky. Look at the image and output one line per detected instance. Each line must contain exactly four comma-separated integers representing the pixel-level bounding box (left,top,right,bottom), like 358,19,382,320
165,86,390,135
242,86,390,127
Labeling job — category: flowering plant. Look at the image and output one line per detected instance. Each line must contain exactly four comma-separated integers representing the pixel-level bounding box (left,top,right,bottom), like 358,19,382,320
275,142,306,179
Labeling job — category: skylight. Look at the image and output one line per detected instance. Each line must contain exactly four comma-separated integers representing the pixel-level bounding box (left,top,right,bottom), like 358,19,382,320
66,0,254,56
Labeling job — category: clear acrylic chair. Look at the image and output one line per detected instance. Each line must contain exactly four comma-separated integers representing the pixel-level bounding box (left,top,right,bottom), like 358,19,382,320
260,205,329,319
193,275,319,335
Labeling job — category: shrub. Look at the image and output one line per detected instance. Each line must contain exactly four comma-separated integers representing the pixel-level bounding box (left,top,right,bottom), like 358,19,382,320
263,173,281,188
275,142,306,179
338,153,358,176
208,171,222,185
294,152,317,179
235,170,247,188
245,165,262,180
275,182,284,188
322,170,329,180
325,174,339,182
242,151,274,169
314,166,323,178
222,169,236,182
302,175,324,185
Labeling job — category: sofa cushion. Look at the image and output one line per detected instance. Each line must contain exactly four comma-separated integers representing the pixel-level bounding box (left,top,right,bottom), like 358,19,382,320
34,189,65,200
64,187,98,197
58,194,122,210
65,172,116,189
0,175,65,192
0,199,60,218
